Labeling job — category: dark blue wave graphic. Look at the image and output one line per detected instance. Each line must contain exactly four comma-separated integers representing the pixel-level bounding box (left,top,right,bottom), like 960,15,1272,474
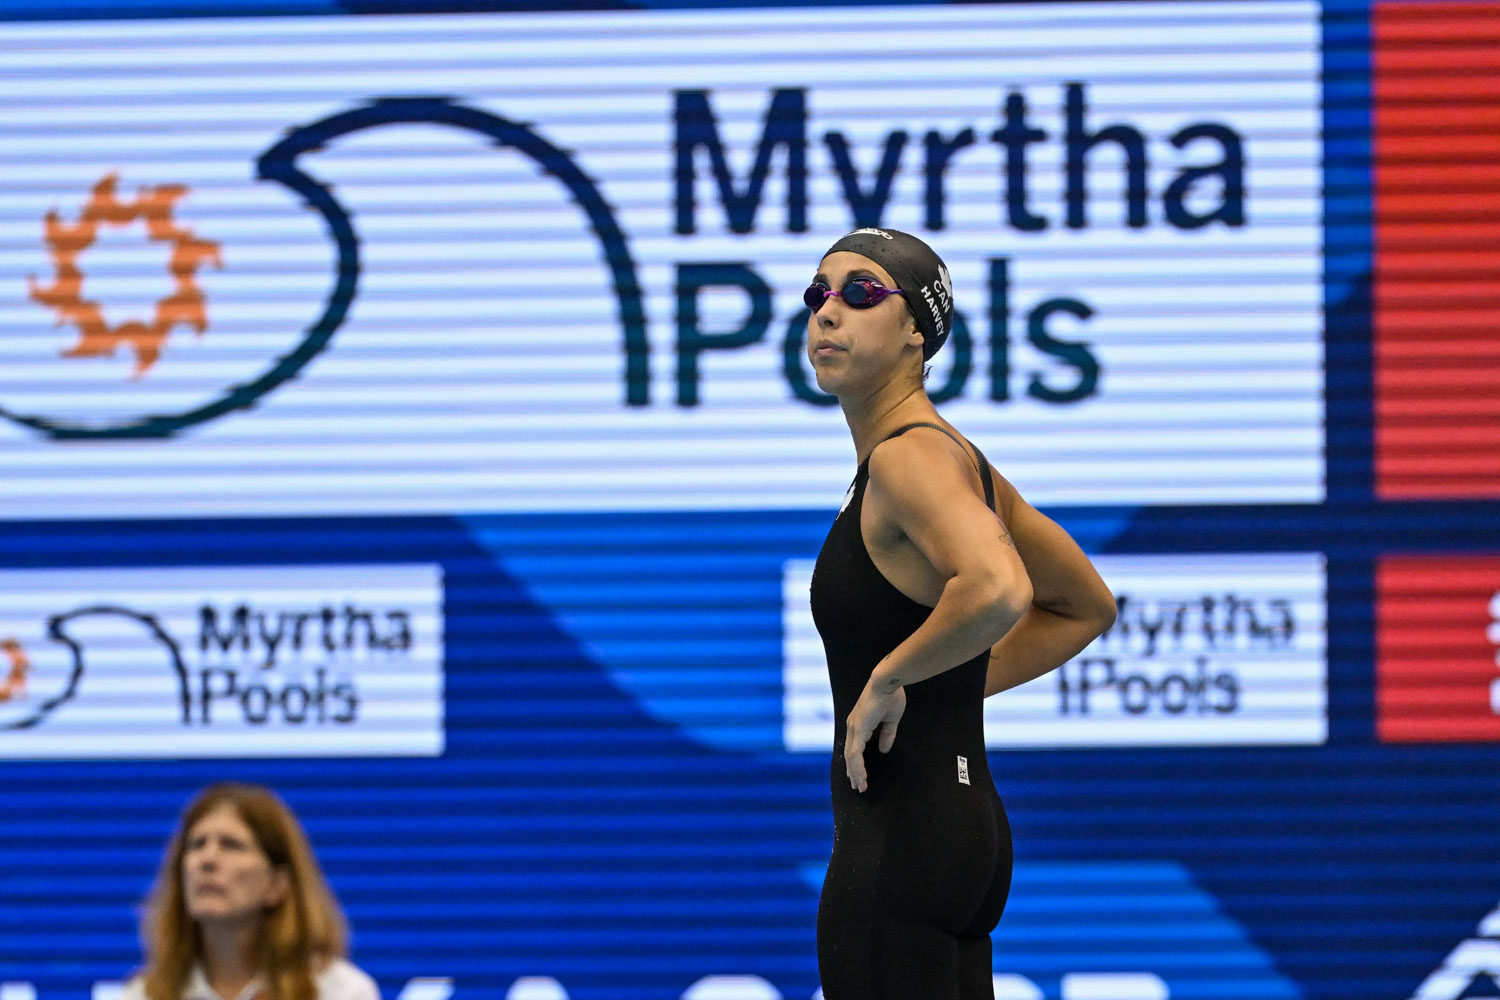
6,97,647,439
1,607,188,731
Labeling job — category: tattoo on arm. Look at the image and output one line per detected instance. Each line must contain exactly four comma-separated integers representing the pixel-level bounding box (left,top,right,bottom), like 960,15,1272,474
996,522,1017,551
1033,594,1072,613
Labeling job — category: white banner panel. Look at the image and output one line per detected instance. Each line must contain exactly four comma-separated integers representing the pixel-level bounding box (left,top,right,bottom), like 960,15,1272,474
0,565,444,758
784,552,1327,749
0,2,1321,518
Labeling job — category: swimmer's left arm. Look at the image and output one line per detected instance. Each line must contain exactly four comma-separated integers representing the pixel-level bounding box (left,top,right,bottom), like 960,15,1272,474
983,482,1116,696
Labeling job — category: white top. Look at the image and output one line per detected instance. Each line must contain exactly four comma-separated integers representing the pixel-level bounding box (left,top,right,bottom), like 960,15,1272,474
118,958,379,1000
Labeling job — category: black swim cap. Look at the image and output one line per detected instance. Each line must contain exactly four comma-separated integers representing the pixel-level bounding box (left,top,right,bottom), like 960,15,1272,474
821,228,954,361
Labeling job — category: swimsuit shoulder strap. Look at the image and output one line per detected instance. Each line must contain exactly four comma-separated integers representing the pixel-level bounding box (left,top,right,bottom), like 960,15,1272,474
881,422,997,513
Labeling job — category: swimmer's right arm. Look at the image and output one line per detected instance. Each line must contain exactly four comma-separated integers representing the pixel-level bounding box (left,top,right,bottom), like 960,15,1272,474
982,479,1116,697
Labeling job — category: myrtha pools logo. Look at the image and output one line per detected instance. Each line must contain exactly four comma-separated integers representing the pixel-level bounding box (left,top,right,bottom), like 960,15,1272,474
0,566,444,759
785,552,1326,750
5,98,649,441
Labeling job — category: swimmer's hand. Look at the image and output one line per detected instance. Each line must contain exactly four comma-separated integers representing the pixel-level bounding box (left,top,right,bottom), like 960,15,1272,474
844,680,906,793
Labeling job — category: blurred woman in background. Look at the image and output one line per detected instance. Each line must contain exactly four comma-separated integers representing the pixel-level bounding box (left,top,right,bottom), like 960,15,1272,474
123,782,377,1000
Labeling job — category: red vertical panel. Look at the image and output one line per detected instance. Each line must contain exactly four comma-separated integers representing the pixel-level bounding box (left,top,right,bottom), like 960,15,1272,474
1373,3,1500,498
1376,555,1500,742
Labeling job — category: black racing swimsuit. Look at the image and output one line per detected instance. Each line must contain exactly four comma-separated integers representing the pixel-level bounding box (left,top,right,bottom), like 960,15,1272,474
809,422,1013,1000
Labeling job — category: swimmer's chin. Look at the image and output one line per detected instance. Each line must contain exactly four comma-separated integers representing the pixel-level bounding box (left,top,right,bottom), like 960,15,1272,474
809,363,846,395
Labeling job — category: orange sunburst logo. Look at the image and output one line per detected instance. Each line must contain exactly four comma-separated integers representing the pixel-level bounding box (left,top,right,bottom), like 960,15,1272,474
0,639,29,703
27,173,222,379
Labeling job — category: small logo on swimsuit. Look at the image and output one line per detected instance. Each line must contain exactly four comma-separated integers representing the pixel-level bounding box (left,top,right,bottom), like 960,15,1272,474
838,481,856,515
956,755,970,785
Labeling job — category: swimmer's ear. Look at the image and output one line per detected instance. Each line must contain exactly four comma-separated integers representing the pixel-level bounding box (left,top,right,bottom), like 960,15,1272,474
908,325,924,350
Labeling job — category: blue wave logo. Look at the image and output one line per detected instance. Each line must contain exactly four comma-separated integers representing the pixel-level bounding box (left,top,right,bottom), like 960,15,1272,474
5,98,645,440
